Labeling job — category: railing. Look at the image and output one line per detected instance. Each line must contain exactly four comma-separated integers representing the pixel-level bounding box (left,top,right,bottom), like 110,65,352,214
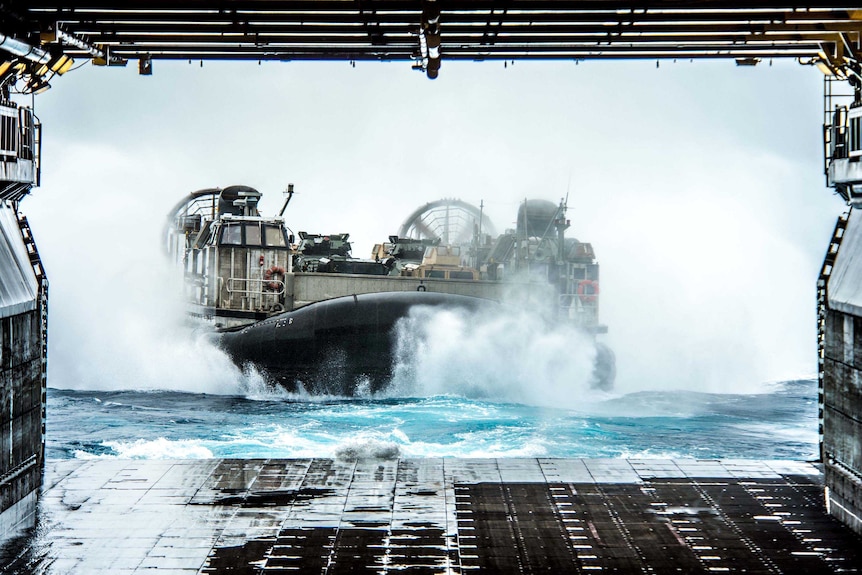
0,455,38,489
0,105,18,160
559,292,598,325
0,105,39,164
823,75,856,180
18,108,35,161
222,277,284,313
181,195,218,221
33,116,42,187
226,277,284,296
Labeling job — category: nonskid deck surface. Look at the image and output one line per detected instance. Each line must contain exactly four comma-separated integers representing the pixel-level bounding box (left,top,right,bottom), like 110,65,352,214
4,458,861,574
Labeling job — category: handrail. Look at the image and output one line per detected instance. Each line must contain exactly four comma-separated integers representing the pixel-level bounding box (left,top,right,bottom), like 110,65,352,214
559,293,598,306
182,196,218,218
823,75,856,180
226,276,284,296
0,455,37,488
33,116,41,187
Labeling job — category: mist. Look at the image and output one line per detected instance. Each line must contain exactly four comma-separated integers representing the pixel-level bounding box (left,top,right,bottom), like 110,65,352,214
21,59,844,395
21,144,254,392
388,305,600,408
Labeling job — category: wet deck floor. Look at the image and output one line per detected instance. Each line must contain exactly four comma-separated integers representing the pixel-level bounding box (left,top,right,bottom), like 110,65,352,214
2,458,861,573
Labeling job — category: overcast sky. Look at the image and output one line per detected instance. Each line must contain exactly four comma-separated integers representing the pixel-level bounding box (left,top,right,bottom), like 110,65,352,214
18,58,848,393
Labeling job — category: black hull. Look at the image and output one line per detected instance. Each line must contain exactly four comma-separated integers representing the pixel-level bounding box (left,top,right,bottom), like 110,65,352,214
219,291,489,394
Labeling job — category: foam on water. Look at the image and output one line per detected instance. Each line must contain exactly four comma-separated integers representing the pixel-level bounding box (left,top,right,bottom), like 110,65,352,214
47,380,818,461
74,438,215,460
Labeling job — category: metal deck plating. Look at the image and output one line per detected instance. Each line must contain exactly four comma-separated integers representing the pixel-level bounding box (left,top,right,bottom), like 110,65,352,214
2,458,861,573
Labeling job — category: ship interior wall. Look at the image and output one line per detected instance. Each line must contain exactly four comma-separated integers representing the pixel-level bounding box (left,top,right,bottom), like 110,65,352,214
0,308,44,538
823,307,862,534
0,202,45,540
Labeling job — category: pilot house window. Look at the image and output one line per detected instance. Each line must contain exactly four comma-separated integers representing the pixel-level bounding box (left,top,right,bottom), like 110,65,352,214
245,224,262,246
264,225,287,247
219,223,288,247
219,224,242,246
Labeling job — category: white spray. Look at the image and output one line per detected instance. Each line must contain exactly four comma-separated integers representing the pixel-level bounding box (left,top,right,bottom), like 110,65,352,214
387,303,603,409
26,143,262,394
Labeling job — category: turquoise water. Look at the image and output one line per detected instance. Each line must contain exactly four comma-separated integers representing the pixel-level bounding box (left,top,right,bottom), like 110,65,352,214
47,379,817,461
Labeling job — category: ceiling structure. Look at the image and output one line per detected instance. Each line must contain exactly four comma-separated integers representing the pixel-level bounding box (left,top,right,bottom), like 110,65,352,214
0,2,860,83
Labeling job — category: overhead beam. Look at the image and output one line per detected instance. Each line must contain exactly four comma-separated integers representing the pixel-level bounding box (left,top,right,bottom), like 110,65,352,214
3,1,861,78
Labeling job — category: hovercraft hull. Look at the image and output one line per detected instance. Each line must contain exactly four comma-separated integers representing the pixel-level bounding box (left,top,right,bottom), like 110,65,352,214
219,291,489,394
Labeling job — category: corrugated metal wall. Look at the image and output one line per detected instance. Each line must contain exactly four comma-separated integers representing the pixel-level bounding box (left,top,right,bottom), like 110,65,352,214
0,206,44,538
825,208,862,535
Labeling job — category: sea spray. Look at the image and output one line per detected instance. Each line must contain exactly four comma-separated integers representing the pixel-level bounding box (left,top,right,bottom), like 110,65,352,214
21,152,259,395
334,438,401,461
387,304,603,409
236,363,291,400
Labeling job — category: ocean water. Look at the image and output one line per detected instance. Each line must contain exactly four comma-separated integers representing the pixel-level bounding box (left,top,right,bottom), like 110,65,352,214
46,378,818,461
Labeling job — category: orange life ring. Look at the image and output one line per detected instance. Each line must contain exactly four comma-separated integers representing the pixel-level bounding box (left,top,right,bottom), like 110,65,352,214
264,266,286,290
577,279,599,303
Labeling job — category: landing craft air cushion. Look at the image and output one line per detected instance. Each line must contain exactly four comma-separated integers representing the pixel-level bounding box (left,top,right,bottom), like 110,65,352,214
165,186,615,393
219,291,491,393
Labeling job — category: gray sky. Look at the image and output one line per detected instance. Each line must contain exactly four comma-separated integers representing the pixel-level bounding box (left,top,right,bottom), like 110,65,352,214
20,58,847,393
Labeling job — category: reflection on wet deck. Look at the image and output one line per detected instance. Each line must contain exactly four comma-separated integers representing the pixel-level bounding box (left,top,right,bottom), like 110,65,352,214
2,458,861,573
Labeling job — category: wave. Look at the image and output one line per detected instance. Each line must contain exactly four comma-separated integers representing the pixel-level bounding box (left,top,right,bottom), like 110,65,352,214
76,438,214,460
48,379,817,462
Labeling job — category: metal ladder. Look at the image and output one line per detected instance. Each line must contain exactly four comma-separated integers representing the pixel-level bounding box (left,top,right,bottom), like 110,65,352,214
17,215,46,280
17,213,48,461
817,207,850,461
